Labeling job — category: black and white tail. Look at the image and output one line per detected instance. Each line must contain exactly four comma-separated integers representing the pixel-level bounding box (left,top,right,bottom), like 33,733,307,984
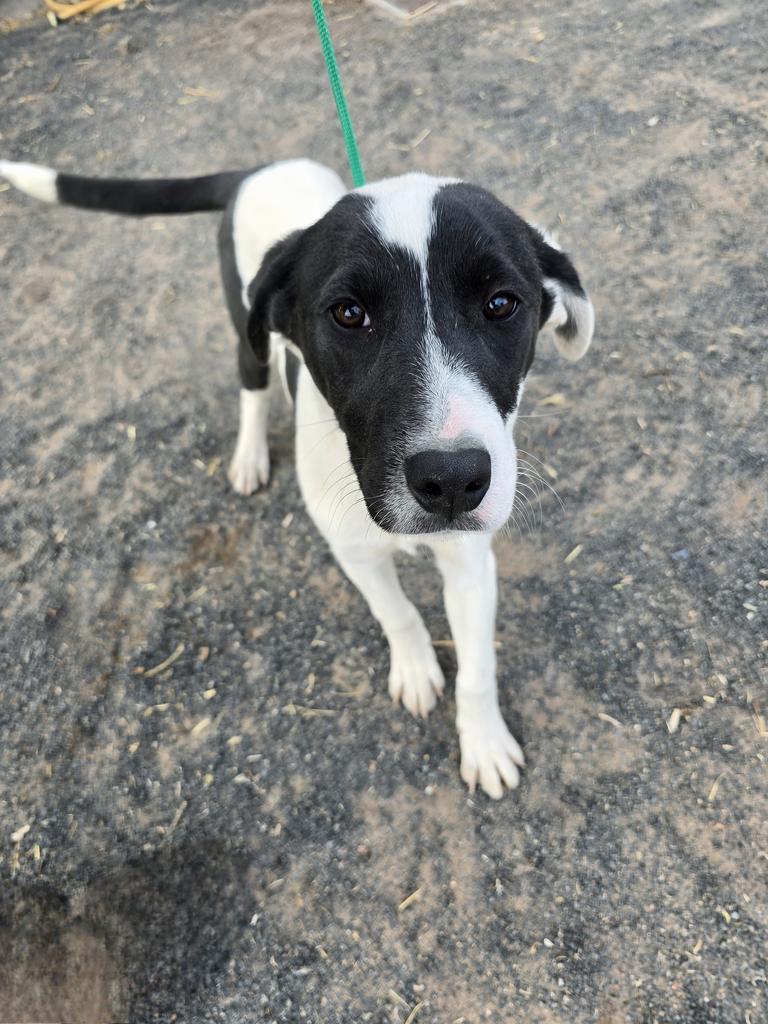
0,159,253,215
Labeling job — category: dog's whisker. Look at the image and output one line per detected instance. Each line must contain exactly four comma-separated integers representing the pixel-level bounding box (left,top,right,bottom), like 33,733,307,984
336,494,370,531
328,480,363,529
327,478,359,515
323,482,357,523
514,479,544,526
500,508,524,540
517,448,554,471
307,423,346,458
510,493,535,533
317,464,356,507
516,460,565,509
294,415,342,429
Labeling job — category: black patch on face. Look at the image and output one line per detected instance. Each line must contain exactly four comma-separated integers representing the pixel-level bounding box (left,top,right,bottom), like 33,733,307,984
248,194,432,529
303,198,430,528
428,183,545,413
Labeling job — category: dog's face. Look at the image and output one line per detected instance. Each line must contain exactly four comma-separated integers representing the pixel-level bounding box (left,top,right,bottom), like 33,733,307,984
248,174,593,535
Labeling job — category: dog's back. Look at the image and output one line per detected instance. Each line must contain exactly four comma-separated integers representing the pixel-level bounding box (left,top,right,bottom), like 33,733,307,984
228,159,345,290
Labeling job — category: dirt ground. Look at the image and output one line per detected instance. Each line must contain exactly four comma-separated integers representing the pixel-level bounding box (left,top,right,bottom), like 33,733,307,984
0,1,766,1021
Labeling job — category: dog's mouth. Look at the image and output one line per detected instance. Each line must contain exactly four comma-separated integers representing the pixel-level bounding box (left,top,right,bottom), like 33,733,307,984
360,446,514,536
367,497,487,536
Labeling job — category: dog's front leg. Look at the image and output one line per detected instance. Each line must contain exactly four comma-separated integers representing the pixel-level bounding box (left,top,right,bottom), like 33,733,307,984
331,544,444,719
218,207,272,497
433,536,525,798
227,329,272,495
228,384,270,495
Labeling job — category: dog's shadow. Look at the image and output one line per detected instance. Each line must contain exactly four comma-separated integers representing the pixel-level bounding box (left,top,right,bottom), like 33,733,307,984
0,839,256,1023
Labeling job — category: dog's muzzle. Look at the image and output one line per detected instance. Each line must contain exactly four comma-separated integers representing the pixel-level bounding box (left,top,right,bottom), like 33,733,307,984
404,447,491,521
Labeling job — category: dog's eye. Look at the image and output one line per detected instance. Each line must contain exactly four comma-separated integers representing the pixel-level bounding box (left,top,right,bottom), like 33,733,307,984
484,293,519,321
330,301,370,329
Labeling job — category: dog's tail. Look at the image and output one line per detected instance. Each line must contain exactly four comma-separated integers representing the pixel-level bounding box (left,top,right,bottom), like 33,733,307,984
0,159,253,215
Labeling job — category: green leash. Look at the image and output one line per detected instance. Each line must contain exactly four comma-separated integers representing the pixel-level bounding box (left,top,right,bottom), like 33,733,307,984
311,0,366,188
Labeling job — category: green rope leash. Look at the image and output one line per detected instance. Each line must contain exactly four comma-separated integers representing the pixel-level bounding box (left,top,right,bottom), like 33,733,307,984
311,0,366,188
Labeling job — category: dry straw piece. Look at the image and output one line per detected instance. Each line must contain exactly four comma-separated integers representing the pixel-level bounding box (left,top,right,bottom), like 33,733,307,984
666,707,682,734
397,888,421,913
45,0,126,21
404,1003,425,1024
142,642,185,678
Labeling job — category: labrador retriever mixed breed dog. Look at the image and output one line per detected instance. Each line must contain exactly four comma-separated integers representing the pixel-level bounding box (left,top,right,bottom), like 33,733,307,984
0,156,594,798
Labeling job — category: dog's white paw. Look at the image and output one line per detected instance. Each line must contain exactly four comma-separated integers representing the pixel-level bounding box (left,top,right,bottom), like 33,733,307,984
457,699,525,799
228,442,270,496
388,621,444,719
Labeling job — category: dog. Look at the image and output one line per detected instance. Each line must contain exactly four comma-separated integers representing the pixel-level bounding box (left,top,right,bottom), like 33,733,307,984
0,156,594,798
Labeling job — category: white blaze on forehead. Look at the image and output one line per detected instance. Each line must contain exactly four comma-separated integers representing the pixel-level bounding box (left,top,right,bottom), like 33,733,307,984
358,173,458,272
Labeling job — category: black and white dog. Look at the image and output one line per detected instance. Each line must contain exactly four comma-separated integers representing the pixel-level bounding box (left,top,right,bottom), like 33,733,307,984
0,156,593,798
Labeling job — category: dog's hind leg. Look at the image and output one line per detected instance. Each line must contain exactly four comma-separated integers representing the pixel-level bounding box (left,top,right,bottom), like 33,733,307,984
331,543,445,720
218,203,271,495
228,342,272,495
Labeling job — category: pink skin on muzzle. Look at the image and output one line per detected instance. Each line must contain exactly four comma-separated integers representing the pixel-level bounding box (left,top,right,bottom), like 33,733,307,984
438,394,508,527
438,395,474,442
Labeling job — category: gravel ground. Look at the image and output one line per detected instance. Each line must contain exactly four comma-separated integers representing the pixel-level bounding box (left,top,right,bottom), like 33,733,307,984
0,1,766,1022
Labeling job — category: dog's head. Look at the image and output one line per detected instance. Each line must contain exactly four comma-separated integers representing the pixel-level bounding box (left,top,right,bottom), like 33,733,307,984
247,174,593,535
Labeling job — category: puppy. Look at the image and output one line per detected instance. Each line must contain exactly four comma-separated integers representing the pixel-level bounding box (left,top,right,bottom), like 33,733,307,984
0,157,594,798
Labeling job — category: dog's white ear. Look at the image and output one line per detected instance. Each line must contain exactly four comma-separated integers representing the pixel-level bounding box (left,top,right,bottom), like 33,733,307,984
532,226,594,361
246,230,304,363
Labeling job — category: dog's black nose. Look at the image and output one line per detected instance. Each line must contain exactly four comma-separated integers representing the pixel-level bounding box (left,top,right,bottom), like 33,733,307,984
405,448,491,519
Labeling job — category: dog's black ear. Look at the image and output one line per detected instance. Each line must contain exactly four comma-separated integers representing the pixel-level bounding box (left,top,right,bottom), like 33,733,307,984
246,229,305,361
531,226,594,360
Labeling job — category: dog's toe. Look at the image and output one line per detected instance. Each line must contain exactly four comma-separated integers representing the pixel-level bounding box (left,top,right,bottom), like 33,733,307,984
388,622,444,720
228,447,270,496
458,704,524,798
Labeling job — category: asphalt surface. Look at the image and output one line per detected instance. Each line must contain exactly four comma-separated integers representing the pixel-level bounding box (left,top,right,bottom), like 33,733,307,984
0,1,766,1022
